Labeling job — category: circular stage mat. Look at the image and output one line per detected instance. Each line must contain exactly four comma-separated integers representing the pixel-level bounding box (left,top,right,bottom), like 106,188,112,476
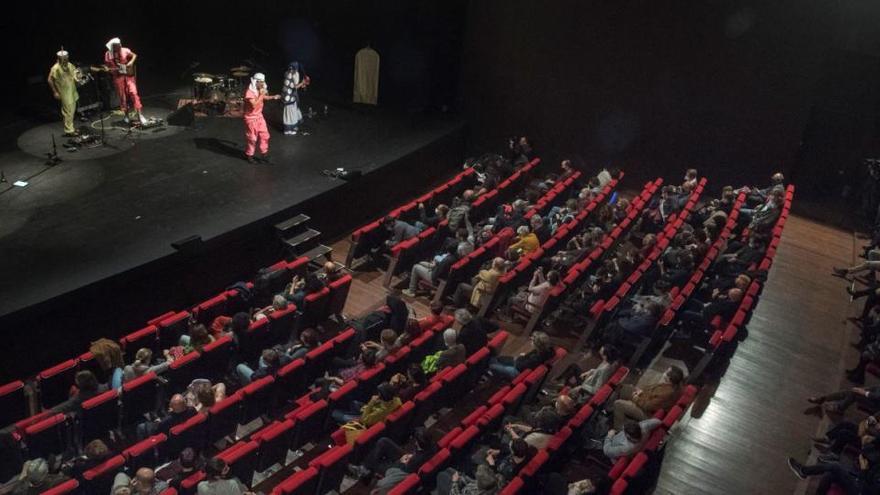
17,106,186,161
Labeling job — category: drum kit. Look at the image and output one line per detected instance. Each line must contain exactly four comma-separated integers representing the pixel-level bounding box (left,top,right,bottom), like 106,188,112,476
191,65,253,115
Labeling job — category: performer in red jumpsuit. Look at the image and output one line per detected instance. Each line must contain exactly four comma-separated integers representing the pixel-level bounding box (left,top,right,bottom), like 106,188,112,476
243,73,279,163
103,37,146,125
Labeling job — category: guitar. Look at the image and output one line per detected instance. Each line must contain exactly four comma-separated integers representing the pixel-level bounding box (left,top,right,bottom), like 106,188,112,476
90,61,137,77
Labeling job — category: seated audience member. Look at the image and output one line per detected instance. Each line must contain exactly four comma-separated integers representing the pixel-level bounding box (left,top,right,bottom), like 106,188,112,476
453,257,508,309
509,225,540,256
287,328,321,360
348,427,436,482
602,419,663,461
393,364,427,402
447,191,475,231
123,348,170,382
52,370,107,414
455,308,498,355
602,301,664,345
742,172,785,206
788,444,880,494
402,244,458,297
167,324,214,362
436,464,501,495
236,348,292,385
196,458,254,495
89,338,126,390
63,439,110,478
137,393,196,439
186,379,226,413
811,414,880,459
362,328,400,360
320,261,345,283
331,381,402,426
676,288,743,338
715,234,766,277
503,408,561,450
611,366,684,429
11,458,67,495
552,345,620,403
530,215,551,243
808,385,880,414
434,328,467,372
745,189,783,233
111,467,167,495
327,348,379,387
418,202,450,229
253,294,289,320
383,214,422,246
503,268,559,318
284,272,325,307
156,448,201,488
488,332,555,380
384,293,412,334
415,301,446,334
473,438,537,481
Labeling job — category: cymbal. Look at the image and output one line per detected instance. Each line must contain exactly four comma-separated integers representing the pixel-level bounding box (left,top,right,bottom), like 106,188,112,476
230,71,250,78
193,72,216,79
194,77,213,83
229,66,252,73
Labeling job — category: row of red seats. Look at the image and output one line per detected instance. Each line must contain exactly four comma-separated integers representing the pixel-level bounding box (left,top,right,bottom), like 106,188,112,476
476,172,624,318
383,159,543,287
521,178,665,333
376,346,569,495
347,166,478,265
430,170,587,305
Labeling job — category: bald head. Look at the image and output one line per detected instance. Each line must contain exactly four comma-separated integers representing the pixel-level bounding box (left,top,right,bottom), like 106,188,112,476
555,394,575,416
169,394,187,413
323,261,337,273
134,468,156,493
728,288,743,302
734,274,751,290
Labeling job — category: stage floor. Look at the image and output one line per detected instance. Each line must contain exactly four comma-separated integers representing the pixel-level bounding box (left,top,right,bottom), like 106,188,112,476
0,91,463,317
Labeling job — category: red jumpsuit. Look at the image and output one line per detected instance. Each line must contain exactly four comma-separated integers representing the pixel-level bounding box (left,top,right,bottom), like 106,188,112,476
243,87,269,157
104,47,142,113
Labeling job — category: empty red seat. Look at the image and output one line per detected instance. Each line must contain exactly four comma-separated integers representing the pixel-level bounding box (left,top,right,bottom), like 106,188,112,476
193,293,227,325
276,358,308,400
80,389,120,443
0,380,27,427
488,331,509,353
292,399,328,447
623,452,649,479
499,476,524,495
25,413,68,459
198,335,234,381
37,359,78,409
81,454,125,494
383,401,416,442
240,376,276,424
123,433,167,472
121,372,158,427
216,440,259,487
120,325,159,362
165,352,202,393
239,318,271,363
207,394,243,445
417,448,451,483
268,305,298,346
166,413,208,458
387,473,421,495
273,466,318,495
590,384,613,406
157,311,191,350
449,425,480,453
253,419,295,472
309,444,353,494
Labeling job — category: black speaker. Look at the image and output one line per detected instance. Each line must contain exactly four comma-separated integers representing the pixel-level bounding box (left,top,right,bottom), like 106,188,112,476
167,103,195,126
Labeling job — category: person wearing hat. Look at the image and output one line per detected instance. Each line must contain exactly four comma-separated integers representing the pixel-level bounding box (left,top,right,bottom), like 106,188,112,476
436,464,500,495
102,37,146,125
281,61,308,136
243,72,280,163
47,49,79,136
12,458,68,495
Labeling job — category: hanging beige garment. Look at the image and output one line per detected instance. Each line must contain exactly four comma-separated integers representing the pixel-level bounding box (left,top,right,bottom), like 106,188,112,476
353,46,380,105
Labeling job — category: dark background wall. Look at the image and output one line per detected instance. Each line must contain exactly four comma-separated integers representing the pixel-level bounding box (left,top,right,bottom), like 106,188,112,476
461,0,880,224
1,0,467,116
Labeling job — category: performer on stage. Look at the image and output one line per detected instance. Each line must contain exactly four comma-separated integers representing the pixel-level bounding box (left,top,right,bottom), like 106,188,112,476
47,49,79,137
243,73,280,163
282,61,308,136
103,37,146,125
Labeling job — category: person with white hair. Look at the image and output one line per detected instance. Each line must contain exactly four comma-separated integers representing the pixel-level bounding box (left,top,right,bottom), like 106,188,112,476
101,37,146,125
47,48,79,136
12,458,68,494
435,328,466,371
243,72,280,163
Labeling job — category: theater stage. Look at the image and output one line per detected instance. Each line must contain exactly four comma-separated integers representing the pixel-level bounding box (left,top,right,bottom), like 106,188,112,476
0,92,463,380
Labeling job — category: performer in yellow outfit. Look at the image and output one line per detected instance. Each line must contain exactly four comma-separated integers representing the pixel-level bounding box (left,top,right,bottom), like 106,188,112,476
47,49,79,136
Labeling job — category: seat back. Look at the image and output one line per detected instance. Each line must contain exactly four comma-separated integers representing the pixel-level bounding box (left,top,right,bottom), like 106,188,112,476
37,359,78,409
309,444,352,494
157,312,192,350
268,305,298,346
120,325,160,362
122,433,167,472
326,274,353,317
165,413,209,459
252,419,294,472
121,372,159,426
240,376,277,424
274,466,319,495
216,440,260,487
80,389,120,443
207,394,243,445
81,455,125,495
192,294,228,325
0,380,27,427
299,287,331,329
165,352,202,393
197,335,234,382
24,413,68,459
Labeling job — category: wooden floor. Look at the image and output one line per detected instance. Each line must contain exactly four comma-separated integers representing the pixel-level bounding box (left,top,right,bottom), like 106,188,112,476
653,214,861,495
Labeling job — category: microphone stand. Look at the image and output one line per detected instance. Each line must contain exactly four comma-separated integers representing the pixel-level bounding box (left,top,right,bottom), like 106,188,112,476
46,134,62,166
